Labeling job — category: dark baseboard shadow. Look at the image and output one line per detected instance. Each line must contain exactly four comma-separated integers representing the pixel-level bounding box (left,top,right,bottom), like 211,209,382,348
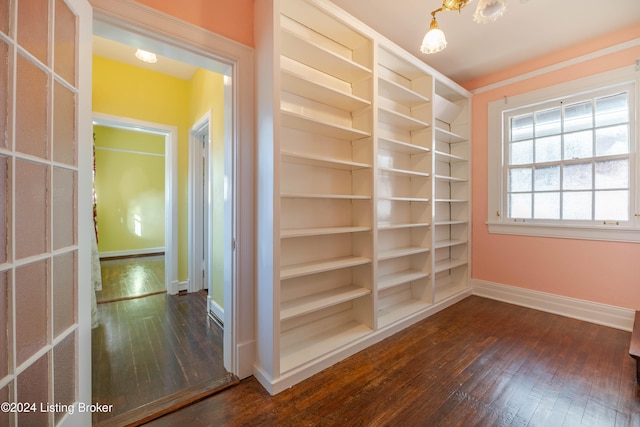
93,373,240,427
97,290,167,305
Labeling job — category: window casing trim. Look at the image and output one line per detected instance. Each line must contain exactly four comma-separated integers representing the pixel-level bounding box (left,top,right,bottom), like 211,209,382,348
487,66,640,242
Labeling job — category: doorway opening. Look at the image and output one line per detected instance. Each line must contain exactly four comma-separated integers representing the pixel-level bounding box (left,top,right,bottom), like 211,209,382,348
189,115,211,299
90,18,239,423
189,113,226,324
92,114,178,295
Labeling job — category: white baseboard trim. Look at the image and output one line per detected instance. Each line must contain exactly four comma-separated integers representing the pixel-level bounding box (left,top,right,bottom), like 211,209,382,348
178,280,188,292
236,339,255,380
99,247,164,258
472,279,635,332
208,296,224,325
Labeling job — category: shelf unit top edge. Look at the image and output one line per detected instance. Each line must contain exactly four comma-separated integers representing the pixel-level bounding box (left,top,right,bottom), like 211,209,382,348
377,45,432,81
377,76,431,105
280,285,372,321
433,174,468,182
434,126,466,143
378,247,430,260
433,150,467,162
281,0,373,54
280,67,372,109
378,107,431,130
433,220,467,225
280,255,372,279
281,110,372,140
434,259,468,272
281,192,372,200
434,198,468,203
281,151,371,169
377,222,430,230
434,239,468,248
378,196,430,202
378,137,431,154
280,27,372,83
379,167,430,177
378,270,430,290
281,226,372,238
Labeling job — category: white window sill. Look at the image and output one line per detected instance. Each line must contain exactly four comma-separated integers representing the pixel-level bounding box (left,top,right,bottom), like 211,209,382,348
487,221,640,243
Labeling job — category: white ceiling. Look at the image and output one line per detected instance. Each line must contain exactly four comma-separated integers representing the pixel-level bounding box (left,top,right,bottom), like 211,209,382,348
330,0,640,85
92,35,199,80
93,1,639,85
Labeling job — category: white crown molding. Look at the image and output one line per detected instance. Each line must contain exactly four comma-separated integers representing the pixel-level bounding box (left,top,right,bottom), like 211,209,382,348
471,38,640,94
472,279,635,332
90,0,252,65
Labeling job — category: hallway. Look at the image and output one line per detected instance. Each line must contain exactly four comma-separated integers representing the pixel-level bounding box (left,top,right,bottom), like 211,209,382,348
91,258,232,424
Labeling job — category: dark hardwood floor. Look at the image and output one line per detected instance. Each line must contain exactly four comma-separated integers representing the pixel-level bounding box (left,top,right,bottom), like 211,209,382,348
92,257,231,425
96,255,166,303
146,296,640,427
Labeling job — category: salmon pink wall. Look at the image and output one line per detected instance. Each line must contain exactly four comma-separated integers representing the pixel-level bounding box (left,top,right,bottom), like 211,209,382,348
133,0,254,47
464,24,640,310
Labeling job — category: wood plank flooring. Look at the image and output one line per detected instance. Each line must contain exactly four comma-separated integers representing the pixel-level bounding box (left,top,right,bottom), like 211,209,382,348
97,255,166,303
146,296,640,426
92,270,229,424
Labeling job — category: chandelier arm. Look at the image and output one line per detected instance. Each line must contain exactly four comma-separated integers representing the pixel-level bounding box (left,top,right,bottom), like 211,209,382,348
442,0,472,12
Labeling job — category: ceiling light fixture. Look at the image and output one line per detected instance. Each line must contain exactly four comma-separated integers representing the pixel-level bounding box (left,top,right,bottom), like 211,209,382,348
421,0,508,54
473,0,507,24
135,48,157,64
420,13,448,54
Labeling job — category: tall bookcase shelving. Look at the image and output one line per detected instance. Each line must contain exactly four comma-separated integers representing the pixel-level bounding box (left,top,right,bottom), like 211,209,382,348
375,46,433,328
277,0,376,377
432,83,471,302
255,0,472,394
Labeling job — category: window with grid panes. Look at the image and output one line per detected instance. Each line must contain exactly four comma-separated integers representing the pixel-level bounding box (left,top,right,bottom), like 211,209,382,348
506,87,631,222
487,68,639,242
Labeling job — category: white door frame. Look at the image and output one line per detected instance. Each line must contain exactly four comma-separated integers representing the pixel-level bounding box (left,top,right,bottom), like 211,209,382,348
188,112,212,295
92,113,180,295
90,0,255,379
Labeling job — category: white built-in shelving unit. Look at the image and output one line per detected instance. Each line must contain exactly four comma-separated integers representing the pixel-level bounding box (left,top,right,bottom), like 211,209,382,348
432,85,471,303
255,0,472,395
375,45,433,329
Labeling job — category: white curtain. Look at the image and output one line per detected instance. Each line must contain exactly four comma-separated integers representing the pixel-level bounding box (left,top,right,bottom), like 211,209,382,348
91,228,100,328
91,133,101,328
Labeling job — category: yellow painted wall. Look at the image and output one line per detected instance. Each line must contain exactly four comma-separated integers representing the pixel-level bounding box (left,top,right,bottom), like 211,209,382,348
94,125,165,253
188,69,226,308
93,56,191,281
92,56,227,291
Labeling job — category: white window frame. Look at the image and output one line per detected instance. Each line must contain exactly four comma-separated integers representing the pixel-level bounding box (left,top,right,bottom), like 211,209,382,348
487,66,640,242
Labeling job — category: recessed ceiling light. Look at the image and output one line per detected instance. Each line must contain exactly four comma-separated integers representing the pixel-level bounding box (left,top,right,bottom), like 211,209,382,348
135,48,157,64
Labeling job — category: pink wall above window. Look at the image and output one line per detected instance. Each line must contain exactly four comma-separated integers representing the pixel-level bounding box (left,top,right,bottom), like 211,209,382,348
133,0,254,47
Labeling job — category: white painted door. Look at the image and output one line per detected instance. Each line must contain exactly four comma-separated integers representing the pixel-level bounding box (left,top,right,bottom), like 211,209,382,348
0,0,93,425
189,115,212,295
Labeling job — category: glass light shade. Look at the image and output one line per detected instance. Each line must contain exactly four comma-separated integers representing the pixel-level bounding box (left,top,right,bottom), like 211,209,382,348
420,20,447,54
135,48,157,64
473,0,507,24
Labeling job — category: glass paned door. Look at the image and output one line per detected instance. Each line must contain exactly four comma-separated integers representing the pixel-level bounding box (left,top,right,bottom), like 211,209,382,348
0,0,91,425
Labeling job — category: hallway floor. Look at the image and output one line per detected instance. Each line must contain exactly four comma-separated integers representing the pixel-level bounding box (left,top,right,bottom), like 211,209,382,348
96,255,165,303
91,257,229,424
